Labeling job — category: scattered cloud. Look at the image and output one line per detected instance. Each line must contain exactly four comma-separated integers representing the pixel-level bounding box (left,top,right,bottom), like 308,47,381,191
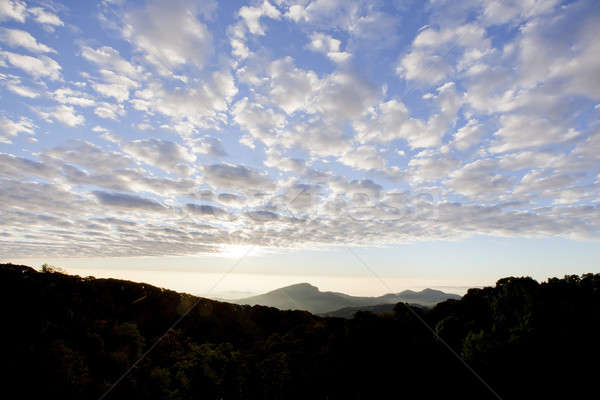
93,190,166,212
307,32,351,63
202,163,275,193
0,50,61,80
1,0,600,257
81,45,143,79
490,115,579,153
0,116,35,143
0,0,27,23
0,27,55,53
28,6,64,28
123,139,196,175
122,0,215,76
238,0,280,35
51,105,85,127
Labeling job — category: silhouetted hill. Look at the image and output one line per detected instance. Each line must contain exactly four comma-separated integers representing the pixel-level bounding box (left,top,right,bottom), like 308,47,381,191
319,302,433,318
1,263,599,399
236,283,460,313
319,303,395,318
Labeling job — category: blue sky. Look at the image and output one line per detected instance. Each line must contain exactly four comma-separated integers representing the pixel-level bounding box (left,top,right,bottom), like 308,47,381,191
1,0,599,296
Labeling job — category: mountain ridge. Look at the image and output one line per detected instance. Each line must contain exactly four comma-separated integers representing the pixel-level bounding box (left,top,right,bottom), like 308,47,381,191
236,282,461,314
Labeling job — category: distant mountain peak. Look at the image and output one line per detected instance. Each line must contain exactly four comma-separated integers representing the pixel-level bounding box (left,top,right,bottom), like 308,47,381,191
282,282,318,289
271,282,319,293
396,289,417,296
237,283,460,314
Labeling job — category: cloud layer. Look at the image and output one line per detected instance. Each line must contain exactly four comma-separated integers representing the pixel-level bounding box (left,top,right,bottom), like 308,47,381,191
1,0,599,258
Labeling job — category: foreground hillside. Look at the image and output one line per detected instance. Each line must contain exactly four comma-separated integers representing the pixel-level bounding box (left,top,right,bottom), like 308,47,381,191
235,282,460,313
1,264,598,399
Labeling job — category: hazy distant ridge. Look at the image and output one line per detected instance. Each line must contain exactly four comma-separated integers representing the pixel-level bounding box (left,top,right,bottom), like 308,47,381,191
235,283,460,314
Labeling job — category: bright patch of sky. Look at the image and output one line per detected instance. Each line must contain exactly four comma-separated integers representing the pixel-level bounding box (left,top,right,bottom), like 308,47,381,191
1,0,599,289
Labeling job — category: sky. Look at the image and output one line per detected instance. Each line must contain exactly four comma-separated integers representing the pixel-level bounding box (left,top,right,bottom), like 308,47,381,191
1,0,599,297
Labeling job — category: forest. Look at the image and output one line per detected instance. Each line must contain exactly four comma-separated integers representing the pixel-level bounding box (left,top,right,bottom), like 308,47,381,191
1,263,598,399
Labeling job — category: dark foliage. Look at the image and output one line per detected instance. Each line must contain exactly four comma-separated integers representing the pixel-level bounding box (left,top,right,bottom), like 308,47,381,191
1,263,598,399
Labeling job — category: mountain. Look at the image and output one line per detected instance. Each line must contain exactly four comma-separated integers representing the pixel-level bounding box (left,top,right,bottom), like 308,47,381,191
236,283,460,314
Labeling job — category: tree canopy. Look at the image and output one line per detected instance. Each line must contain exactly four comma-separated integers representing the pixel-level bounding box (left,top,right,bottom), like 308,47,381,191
1,263,598,399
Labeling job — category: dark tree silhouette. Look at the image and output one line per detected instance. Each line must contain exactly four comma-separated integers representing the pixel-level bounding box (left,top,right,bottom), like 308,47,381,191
0,263,598,399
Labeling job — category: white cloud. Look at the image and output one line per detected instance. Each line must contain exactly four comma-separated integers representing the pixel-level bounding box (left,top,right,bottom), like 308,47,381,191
132,71,236,131
52,88,95,107
338,145,385,170
202,163,275,193
0,152,57,178
28,7,64,28
520,5,600,99
123,139,196,175
462,0,600,121
446,159,512,199
307,71,378,120
94,102,125,120
284,0,398,47
135,122,153,131
81,46,143,79
230,37,250,59
478,0,560,26
0,0,27,23
413,23,490,50
51,105,85,127
0,28,55,53
0,116,35,143
451,119,483,151
307,32,351,63
44,140,132,171
571,130,600,159
0,2,64,29
329,178,383,200
396,49,452,85
99,131,121,144
284,0,343,23
354,91,457,150
264,154,306,174
284,118,352,157
0,50,61,80
122,0,214,75
267,57,319,114
2,77,39,98
397,22,491,84
232,97,287,147
490,114,579,153
6,82,38,97
498,150,564,172
238,0,281,35
354,99,410,143
514,170,581,200
408,152,461,183
308,32,341,53
91,69,139,102
188,136,227,157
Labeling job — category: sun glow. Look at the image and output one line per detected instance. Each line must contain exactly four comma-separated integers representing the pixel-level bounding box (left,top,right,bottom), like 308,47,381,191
216,245,258,259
